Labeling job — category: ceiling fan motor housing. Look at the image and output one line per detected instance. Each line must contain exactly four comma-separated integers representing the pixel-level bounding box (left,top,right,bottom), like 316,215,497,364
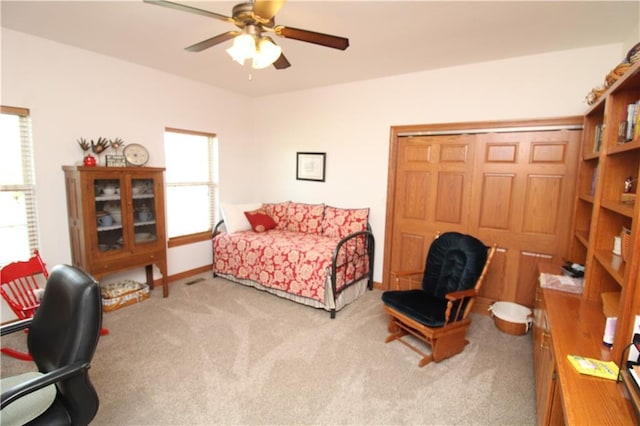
233,2,274,28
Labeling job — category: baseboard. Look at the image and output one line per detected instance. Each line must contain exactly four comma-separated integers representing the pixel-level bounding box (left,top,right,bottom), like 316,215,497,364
155,264,213,287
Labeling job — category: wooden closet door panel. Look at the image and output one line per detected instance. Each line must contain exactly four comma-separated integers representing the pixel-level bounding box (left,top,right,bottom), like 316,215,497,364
471,130,581,308
383,119,582,312
388,134,475,289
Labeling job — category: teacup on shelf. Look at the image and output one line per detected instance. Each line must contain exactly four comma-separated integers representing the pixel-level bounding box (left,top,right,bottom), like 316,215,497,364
138,211,153,221
103,185,117,196
132,186,143,195
111,211,122,224
97,213,113,227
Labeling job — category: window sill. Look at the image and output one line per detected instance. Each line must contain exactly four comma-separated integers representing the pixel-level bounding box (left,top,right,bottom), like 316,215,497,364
167,230,212,248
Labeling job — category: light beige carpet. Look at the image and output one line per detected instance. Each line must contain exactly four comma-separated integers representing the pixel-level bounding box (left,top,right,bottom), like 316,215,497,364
1,274,536,425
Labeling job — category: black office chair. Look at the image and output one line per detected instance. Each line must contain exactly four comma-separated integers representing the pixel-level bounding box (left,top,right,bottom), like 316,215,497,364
382,232,496,367
1,264,102,425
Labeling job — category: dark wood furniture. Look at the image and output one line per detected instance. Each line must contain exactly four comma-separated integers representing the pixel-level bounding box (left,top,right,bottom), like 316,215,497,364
62,166,168,297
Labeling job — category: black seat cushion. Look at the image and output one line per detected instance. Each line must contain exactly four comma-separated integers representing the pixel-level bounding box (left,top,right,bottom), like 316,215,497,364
382,232,488,327
382,290,448,327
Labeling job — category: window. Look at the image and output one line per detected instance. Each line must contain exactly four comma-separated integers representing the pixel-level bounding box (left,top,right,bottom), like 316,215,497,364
0,106,38,265
164,128,219,246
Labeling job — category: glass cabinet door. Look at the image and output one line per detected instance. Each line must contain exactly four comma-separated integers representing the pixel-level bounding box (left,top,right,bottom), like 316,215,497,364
131,178,157,245
94,178,124,252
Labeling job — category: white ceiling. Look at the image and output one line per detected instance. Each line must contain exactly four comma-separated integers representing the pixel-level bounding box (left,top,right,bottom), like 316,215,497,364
2,1,638,97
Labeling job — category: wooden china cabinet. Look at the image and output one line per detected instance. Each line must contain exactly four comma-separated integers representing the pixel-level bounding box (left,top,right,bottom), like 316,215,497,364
62,166,169,297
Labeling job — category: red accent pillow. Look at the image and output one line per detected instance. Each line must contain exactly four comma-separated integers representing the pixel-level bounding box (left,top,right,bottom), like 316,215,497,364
244,210,277,233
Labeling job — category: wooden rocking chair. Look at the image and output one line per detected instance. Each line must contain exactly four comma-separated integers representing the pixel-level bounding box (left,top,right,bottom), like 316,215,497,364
381,232,496,367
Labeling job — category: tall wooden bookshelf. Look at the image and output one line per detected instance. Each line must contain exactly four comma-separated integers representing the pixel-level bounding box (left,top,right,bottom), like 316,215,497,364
570,59,640,363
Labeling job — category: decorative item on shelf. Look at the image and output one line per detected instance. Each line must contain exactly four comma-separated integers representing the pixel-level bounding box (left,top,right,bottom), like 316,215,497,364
132,182,150,195
123,143,149,166
621,227,632,263
111,210,122,224
613,235,623,256
102,184,118,196
626,41,640,65
97,211,113,227
137,203,153,222
91,137,110,165
77,137,96,166
106,138,127,167
622,193,637,205
605,62,631,88
621,176,637,205
585,85,606,106
585,41,639,105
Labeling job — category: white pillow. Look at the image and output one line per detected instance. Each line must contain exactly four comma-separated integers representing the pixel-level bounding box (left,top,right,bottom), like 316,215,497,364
220,202,262,234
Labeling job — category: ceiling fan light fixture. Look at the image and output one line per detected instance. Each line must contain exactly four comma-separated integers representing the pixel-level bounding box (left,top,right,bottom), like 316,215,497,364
146,0,351,71
252,37,282,69
225,33,256,65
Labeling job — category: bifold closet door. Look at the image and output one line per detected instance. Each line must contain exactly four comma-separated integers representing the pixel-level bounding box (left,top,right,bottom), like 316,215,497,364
384,126,581,310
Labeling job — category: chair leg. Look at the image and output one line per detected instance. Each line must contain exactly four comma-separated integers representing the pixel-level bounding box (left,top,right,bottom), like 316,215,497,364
431,330,469,362
385,318,406,343
385,330,406,343
1,347,33,361
418,354,433,367
387,318,401,333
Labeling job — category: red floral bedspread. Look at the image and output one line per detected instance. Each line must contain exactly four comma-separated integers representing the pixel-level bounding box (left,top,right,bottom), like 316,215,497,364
213,230,368,302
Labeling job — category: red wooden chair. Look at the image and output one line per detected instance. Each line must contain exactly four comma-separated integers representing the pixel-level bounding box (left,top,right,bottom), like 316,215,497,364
1,250,109,361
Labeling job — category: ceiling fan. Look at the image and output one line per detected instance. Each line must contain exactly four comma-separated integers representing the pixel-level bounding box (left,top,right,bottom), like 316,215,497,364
144,0,350,70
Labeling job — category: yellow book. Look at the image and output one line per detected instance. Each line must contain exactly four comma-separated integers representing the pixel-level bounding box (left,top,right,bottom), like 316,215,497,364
567,355,619,380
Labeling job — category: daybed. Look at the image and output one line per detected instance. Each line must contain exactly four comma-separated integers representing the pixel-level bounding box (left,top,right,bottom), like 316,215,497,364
212,201,375,318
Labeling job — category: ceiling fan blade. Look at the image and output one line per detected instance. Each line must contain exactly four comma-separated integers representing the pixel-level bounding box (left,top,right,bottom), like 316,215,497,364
185,31,240,52
274,26,349,50
144,0,234,24
253,0,286,23
273,52,291,70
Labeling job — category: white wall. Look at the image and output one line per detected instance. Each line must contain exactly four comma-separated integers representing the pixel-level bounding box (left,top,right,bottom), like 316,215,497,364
0,25,629,320
1,29,254,320
249,44,626,281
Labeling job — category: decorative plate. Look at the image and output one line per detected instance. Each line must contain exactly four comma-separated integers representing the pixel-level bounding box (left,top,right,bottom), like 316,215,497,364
123,143,149,166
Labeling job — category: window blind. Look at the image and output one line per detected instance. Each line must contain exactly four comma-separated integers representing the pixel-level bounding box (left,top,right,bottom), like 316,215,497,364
164,128,219,239
0,106,39,264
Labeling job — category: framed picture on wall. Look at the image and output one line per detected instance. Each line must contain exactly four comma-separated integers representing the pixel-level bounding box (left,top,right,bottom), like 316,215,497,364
296,152,326,182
